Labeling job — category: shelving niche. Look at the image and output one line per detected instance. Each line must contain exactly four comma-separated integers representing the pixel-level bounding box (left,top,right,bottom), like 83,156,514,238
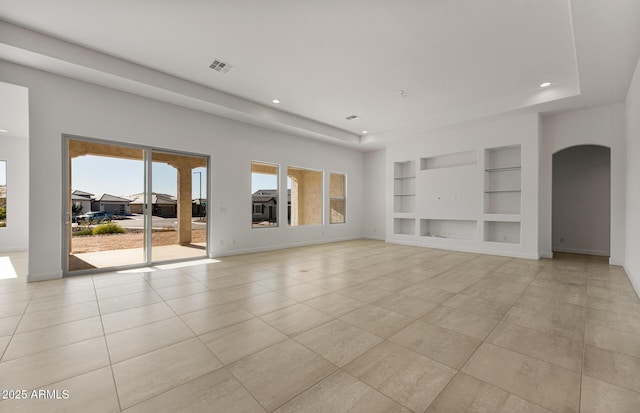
485,221,521,244
484,145,521,214
394,161,415,213
420,219,477,240
394,218,415,235
420,150,476,170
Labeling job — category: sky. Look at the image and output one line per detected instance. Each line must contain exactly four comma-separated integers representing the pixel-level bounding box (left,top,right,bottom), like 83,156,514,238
72,155,290,198
251,173,291,193
72,155,206,199
0,160,5,186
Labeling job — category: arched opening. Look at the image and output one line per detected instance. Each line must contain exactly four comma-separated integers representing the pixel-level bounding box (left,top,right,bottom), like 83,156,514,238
552,145,610,257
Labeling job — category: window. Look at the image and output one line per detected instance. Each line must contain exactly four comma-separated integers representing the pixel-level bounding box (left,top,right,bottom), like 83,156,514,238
330,172,346,224
251,162,279,228
288,166,322,226
0,160,5,228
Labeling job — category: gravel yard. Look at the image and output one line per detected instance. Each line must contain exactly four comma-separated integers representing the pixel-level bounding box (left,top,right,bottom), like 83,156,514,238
71,228,206,253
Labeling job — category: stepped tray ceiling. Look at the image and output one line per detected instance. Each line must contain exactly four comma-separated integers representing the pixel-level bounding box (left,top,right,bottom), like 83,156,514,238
1,0,639,147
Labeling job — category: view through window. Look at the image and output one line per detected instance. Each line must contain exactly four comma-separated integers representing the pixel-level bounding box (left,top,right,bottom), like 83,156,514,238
251,162,279,228
288,166,322,226
330,172,346,224
0,160,6,228
67,138,208,272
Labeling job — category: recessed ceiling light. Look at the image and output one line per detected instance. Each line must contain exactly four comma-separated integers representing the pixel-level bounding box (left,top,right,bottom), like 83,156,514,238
361,130,368,134
0,129,7,133
272,99,280,104
539,81,552,88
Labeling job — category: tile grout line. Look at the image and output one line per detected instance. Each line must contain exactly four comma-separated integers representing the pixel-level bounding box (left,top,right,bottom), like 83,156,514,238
421,258,550,412
93,274,124,413
0,281,40,362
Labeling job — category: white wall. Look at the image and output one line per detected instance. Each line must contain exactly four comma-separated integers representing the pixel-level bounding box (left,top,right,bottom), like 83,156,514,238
363,148,385,240
0,61,365,282
385,112,540,259
540,102,626,264
552,145,610,256
625,57,640,296
0,136,29,251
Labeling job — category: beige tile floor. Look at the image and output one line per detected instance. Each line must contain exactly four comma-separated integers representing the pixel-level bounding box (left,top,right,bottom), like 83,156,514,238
1,241,640,412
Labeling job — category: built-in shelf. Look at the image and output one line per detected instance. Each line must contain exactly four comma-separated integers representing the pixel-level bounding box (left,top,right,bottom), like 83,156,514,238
394,218,415,235
485,166,521,172
390,141,527,253
483,213,520,222
394,161,416,213
484,145,521,214
421,150,477,170
420,219,477,240
484,221,521,244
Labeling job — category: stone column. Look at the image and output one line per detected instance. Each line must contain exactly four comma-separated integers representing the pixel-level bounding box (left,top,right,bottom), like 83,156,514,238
177,164,192,245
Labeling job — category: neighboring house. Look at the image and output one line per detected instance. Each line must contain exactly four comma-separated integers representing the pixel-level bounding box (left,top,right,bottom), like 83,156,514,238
128,192,177,218
71,190,93,215
252,189,291,224
91,193,132,216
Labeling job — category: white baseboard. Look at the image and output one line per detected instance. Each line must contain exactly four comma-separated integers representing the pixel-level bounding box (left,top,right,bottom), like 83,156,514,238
385,238,540,260
0,247,28,253
27,270,63,282
211,236,363,258
552,247,610,257
364,235,385,241
624,264,640,299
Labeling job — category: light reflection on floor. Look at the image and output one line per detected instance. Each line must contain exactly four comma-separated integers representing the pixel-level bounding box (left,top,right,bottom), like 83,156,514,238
0,256,18,279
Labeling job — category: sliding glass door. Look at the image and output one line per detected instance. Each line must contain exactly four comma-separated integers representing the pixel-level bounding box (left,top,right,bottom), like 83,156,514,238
64,137,208,274
151,151,207,262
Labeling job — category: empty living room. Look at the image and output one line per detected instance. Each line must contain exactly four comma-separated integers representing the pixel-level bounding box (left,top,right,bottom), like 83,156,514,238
1,1,640,412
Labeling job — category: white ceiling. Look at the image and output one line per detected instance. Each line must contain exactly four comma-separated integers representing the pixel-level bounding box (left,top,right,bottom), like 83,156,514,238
0,0,639,148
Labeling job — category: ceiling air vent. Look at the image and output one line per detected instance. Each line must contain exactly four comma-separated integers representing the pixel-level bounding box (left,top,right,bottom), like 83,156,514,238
209,59,233,74
345,115,359,120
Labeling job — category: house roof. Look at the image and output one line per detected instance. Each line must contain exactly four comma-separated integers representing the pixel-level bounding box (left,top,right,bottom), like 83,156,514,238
127,192,177,205
252,196,277,203
94,193,132,203
71,194,91,201
72,190,94,199
252,189,291,203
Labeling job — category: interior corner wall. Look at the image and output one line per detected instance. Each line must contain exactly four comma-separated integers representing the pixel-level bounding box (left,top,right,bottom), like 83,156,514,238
363,148,386,240
0,135,29,251
625,57,640,296
540,102,626,264
0,60,365,282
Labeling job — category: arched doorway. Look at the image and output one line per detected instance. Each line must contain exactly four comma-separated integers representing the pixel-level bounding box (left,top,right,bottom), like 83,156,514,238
552,145,611,256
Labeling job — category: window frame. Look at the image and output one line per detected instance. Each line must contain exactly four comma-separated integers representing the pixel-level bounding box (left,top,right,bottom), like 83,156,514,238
251,161,280,229
287,165,324,227
329,171,346,224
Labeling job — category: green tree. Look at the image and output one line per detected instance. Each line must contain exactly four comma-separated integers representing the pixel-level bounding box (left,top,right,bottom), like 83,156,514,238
0,205,6,221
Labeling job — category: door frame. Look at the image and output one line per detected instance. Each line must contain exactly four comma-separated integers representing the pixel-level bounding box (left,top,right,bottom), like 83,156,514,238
62,134,210,276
